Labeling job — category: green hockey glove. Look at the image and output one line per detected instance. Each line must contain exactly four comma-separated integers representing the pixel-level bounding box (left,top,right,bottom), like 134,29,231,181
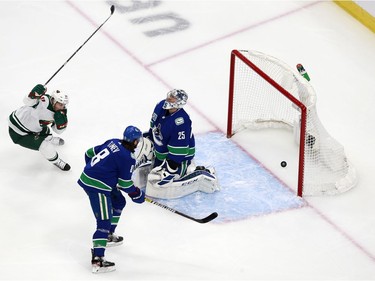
54,109,68,130
28,84,46,99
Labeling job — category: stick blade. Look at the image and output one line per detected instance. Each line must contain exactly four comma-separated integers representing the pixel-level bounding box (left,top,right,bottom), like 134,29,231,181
110,5,115,14
197,212,218,223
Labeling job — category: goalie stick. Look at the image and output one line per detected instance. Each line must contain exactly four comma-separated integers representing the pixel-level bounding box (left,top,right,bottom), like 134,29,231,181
145,197,218,223
44,5,115,86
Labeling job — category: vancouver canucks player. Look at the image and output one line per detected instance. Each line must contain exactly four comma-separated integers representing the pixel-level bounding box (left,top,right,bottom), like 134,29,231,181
143,89,220,199
8,84,70,170
77,126,145,273
146,89,195,175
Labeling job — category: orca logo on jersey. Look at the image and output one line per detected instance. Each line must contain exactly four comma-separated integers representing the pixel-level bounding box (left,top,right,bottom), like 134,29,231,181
152,124,164,147
175,117,184,126
152,112,158,122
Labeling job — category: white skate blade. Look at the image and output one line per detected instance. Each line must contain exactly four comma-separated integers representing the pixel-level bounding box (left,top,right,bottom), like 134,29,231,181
92,264,116,274
106,240,124,247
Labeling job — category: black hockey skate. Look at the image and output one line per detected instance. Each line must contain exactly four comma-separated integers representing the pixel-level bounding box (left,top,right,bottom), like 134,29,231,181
107,232,124,247
53,158,71,171
91,249,115,273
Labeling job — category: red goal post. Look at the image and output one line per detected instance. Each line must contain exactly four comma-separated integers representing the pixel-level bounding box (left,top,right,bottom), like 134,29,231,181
227,50,357,196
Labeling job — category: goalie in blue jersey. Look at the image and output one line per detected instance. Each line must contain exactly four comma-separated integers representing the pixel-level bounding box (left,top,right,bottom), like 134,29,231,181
138,89,220,199
77,126,146,274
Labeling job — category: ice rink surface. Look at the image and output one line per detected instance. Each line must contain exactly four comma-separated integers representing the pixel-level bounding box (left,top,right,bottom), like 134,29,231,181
1,0,375,279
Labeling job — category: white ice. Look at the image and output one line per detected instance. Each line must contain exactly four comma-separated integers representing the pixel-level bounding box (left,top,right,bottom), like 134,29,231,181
1,0,375,280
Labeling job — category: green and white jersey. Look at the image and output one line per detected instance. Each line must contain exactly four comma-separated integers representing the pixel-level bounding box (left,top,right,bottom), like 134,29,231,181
9,94,56,135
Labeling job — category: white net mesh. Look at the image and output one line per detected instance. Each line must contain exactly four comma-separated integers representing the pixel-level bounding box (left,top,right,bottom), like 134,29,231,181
229,50,357,196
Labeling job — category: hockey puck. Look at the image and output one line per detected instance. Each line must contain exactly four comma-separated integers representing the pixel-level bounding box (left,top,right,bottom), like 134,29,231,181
281,161,287,167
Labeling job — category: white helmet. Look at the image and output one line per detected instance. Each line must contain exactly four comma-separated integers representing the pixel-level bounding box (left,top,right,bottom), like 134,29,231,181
51,90,69,106
162,89,188,110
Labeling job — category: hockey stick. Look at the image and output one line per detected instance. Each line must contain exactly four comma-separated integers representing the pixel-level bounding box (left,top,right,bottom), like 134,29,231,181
296,64,310,81
44,5,115,86
145,197,218,223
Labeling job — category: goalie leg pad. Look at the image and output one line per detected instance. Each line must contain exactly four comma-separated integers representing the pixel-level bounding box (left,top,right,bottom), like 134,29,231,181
194,168,220,193
186,168,220,193
146,169,220,199
132,162,153,188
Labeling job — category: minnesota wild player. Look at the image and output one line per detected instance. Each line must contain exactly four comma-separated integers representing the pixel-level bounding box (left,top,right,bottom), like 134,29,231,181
8,84,70,171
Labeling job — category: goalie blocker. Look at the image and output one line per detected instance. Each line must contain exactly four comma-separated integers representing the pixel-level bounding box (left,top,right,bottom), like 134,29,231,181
133,138,220,199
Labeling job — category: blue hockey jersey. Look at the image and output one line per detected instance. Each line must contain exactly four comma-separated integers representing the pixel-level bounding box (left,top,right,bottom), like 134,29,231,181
77,138,137,195
148,100,195,164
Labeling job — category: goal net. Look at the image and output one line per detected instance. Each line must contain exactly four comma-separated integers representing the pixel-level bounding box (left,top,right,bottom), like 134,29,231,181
227,50,357,196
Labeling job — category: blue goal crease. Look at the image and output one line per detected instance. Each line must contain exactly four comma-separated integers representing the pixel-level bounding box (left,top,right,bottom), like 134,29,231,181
150,131,306,223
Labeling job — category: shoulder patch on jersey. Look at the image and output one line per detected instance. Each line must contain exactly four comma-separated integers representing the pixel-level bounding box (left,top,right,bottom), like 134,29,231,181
175,117,184,126
152,112,158,122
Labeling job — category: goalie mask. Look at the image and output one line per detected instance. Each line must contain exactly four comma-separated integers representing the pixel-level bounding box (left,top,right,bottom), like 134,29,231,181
51,90,69,107
162,89,188,110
